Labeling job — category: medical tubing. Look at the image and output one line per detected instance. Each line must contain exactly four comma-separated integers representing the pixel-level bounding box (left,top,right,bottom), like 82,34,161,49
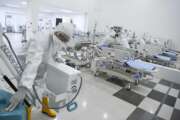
33,76,83,110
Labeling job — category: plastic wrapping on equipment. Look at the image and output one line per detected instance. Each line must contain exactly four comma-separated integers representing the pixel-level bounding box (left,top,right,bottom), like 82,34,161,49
154,54,171,62
0,90,26,120
162,52,177,60
126,59,156,72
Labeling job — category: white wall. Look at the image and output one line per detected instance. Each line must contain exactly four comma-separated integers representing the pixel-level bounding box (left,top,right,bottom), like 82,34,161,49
0,12,5,26
154,64,180,85
38,0,92,12
0,0,92,32
88,0,180,50
1,0,179,49
37,0,93,31
38,13,86,31
0,7,87,32
0,7,27,28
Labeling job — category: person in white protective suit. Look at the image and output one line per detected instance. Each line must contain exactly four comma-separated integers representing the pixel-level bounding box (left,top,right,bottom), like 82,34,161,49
5,23,74,117
139,37,146,45
98,30,116,47
98,27,130,49
117,29,130,49
135,36,146,58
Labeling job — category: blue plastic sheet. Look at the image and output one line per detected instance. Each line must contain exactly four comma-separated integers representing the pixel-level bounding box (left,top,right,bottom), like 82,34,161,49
0,90,27,120
98,44,109,48
166,50,178,55
164,51,177,57
126,59,155,72
154,55,171,62
162,52,177,61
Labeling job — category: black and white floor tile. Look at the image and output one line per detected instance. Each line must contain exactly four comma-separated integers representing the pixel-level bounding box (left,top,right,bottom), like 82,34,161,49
112,78,180,120
2,67,178,120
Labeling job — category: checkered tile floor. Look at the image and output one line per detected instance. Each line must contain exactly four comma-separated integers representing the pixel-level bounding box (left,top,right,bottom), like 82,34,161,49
109,78,180,120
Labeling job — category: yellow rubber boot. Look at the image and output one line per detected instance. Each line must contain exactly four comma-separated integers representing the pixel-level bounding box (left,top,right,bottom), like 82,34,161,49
42,96,57,118
27,106,32,120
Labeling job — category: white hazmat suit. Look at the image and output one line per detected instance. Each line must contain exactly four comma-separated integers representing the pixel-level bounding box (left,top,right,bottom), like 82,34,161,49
5,23,74,112
98,30,116,47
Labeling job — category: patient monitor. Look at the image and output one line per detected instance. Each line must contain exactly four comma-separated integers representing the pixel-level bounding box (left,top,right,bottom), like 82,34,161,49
45,61,81,107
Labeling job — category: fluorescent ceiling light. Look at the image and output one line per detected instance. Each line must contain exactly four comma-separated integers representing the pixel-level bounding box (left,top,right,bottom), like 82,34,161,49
21,1,27,5
5,11,25,15
103,113,108,119
42,9,54,13
5,4,20,8
60,9,73,13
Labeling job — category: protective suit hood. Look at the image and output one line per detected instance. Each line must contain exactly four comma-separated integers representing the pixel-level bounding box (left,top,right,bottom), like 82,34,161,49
54,23,74,38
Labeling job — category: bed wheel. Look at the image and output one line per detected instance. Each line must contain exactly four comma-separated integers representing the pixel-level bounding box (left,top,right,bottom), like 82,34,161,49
86,63,91,68
126,84,131,91
76,65,80,70
134,80,139,86
94,73,97,76
94,72,98,76
126,87,131,91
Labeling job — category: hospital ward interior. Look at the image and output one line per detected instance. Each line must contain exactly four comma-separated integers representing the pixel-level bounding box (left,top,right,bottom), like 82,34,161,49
0,0,180,120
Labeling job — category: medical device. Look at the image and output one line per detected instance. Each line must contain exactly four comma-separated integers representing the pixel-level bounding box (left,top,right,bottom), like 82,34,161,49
62,45,91,69
128,35,178,68
61,40,101,69
91,46,156,90
137,43,177,68
33,61,82,110
0,30,82,112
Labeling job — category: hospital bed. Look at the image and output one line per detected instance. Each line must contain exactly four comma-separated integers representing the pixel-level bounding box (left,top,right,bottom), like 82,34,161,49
91,46,156,90
100,40,177,69
136,43,177,68
161,50,178,60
